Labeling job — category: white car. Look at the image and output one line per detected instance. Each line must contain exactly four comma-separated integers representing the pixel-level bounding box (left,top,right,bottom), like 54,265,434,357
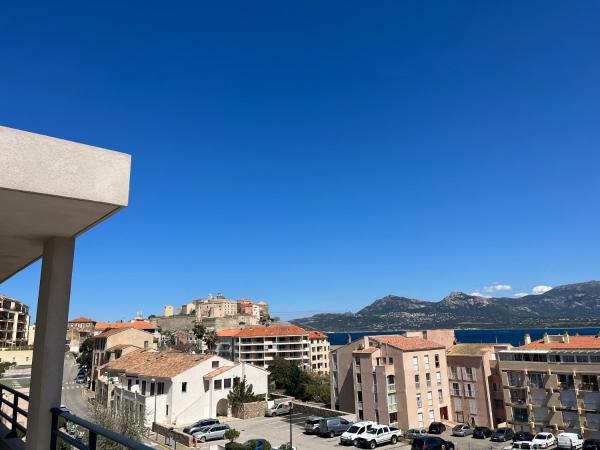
532,433,556,448
504,441,540,450
340,421,376,446
557,433,583,450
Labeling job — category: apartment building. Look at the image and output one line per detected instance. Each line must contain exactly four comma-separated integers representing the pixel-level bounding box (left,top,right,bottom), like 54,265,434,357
90,327,157,392
216,325,310,369
67,317,96,353
498,332,600,438
447,343,510,427
330,334,452,429
308,330,330,374
0,295,29,347
100,350,269,426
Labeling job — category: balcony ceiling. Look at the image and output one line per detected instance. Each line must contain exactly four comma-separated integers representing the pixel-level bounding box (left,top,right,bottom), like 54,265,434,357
0,126,131,283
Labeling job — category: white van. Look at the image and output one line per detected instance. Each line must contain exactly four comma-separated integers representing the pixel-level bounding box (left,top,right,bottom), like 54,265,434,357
558,433,584,450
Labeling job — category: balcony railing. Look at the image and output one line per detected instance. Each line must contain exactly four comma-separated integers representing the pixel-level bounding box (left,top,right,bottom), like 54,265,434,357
580,383,599,392
0,382,154,450
387,384,396,392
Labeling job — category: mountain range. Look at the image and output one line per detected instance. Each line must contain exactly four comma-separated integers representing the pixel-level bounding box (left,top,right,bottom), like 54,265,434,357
291,281,600,332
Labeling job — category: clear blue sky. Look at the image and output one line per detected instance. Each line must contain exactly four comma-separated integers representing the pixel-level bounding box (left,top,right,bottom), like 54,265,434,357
1,1,599,322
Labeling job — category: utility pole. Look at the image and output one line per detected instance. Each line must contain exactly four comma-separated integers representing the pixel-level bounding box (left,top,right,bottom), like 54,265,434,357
289,402,293,448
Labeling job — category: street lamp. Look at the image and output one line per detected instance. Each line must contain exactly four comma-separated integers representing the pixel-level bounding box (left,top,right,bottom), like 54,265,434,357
289,401,293,448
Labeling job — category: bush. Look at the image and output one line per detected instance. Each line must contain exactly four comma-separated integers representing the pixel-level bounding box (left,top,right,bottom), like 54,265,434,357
225,443,248,450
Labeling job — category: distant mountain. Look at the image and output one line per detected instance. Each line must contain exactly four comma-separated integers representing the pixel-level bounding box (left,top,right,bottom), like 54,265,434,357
291,281,600,332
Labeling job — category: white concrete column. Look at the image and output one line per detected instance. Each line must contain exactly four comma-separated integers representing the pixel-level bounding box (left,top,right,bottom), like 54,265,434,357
26,237,75,450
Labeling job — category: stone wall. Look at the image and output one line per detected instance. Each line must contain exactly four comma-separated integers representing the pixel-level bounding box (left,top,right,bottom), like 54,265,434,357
151,315,196,333
232,400,267,419
270,393,355,421
153,422,192,447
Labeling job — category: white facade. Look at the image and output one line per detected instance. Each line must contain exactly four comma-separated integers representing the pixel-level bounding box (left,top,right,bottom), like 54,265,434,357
108,355,269,427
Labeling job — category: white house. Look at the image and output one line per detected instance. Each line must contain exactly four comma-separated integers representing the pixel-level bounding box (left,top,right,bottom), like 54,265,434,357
101,350,269,427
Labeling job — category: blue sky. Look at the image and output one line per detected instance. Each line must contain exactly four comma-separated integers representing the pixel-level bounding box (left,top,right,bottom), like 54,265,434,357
1,1,599,322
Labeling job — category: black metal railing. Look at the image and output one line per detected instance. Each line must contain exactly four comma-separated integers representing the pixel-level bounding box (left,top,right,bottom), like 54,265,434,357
51,407,154,450
0,383,28,437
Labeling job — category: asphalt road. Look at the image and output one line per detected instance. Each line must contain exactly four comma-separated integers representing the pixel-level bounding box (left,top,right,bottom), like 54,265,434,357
61,353,90,420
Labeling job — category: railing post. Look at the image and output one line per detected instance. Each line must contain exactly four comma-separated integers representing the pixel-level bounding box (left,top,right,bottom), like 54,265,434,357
89,430,97,450
49,408,58,450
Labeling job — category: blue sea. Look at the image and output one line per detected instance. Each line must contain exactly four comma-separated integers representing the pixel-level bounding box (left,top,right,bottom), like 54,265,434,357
327,327,600,347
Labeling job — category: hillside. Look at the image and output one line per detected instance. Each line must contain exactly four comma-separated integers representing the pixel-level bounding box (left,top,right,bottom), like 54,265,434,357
291,281,600,331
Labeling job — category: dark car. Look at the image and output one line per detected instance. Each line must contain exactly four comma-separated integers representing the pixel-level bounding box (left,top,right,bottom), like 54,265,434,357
472,427,493,439
304,416,322,435
492,428,515,442
244,439,270,450
412,436,455,450
429,422,447,434
513,432,535,443
584,440,600,450
183,419,220,435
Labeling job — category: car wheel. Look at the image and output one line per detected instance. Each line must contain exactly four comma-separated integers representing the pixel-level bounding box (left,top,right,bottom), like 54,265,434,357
353,439,358,446
370,441,377,449
442,445,447,450
199,436,206,443
391,435,398,444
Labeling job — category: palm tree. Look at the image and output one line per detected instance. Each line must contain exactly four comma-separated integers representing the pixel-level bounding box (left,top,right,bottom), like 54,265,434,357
193,323,206,352
203,329,217,353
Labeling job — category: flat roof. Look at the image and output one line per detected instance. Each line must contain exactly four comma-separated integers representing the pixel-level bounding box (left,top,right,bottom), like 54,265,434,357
0,126,131,282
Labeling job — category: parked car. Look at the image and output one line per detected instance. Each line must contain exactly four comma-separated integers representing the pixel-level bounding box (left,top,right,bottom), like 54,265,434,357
266,402,291,417
356,425,403,449
558,433,584,450
304,416,322,435
412,436,455,450
405,428,428,440
505,441,540,450
340,421,376,446
532,433,556,449
514,432,536,442
244,439,270,449
183,419,220,435
452,423,473,437
583,440,600,450
429,422,447,434
192,424,230,442
318,417,352,438
492,428,516,442
473,426,493,439
75,374,86,384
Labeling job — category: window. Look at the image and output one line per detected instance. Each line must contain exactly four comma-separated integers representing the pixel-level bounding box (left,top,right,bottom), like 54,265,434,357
224,378,232,389
144,341,149,349
434,354,440,368
157,382,165,395
416,393,422,408
150,382,155,396
356,373,362,384
436,371,442,385
355,357,361,366
452,382,460,396
562,354,575,363
212,361,219,368
450,366,458,379
387,393,396,407
465,367,475,381
427,391,433,406
549,354,561,363
429,410,435,421
413,356,419,370
417,412,424,427
214,379,222,390
465,383,475,397
576,355,589,363
141,381,146,395
424,355,430,369
182,382,187,393
415,374,420,388
426,373,431,387
166,404,168,416
438,389,443,402
454,397,462,411
469,399,478,414
127,379,132,390
388,357,394,365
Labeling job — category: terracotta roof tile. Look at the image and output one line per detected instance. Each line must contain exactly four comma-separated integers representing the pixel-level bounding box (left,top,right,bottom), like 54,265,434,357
370,335,445,351
520,335,600,350
95,321,156,331
95,327,154,338
204,364,239,379
69,317,96,323
217,325,307,338
308,330,328,340
106,344,139,352
104,350,213,378
447,343,510,356
353,347,378,354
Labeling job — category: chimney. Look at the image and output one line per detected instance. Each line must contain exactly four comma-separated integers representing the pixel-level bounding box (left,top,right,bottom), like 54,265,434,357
563,331,570,343
524,334,531,345
543,332,550,344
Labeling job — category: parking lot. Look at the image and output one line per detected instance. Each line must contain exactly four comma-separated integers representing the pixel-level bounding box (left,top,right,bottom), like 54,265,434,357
190,414,518,450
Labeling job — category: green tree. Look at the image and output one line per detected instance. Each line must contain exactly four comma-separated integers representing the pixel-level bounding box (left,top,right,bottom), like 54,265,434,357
268,357,310,399
203,329,217,353
90,401,149,450
75,337,94,372
224,428,240,443
304,373,331,403
228,376,261,409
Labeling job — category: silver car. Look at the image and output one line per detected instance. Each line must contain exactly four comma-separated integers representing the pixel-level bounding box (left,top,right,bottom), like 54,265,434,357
405,428,428,440
452,423,474,437
192,424,230,442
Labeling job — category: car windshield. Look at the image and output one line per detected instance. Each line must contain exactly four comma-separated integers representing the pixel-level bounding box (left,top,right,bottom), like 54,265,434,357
496,429,507,434
197,426,210,433
453,425,464,431
535,434,547,440
307,419,319,424
366,429,377,435
347,426,360,433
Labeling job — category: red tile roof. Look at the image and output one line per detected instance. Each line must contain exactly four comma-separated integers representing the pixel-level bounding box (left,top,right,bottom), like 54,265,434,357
204,363,239,379
353,347,379,354
95,321,156,331
95,327,154,338
69,317,95,323
520,335,600,350
217,325,307,337
371,335,445,351
104,350,212,378
308,330,328,340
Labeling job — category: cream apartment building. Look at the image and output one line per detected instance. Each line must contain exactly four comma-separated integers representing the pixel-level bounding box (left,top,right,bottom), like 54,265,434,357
331,334,452,429
447,343,510,427
308,330,330,374
216,325,310,369
0,295,30,347
498,332,600,438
